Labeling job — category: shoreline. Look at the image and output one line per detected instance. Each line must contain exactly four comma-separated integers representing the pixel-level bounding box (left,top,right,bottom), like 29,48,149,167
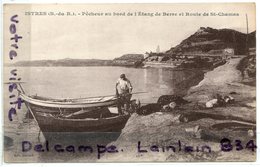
100,57,256,162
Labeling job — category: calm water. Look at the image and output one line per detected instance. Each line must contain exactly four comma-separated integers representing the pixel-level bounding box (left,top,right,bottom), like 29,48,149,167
3,66,204,162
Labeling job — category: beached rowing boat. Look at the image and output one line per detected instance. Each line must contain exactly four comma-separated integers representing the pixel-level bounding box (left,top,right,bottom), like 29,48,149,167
17,86,131,133
19,91,130,133
19,92,117,109
15,83,145,134
34,111,130,132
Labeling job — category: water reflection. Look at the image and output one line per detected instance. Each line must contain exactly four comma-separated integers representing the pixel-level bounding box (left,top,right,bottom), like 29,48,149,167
140,68,204,103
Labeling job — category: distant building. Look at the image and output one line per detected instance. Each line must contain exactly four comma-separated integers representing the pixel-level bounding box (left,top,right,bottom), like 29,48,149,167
224,48,234,54
223,48,234,59
158,56,164,62
144,52,150,59
249,48,256,56
156,45,160,54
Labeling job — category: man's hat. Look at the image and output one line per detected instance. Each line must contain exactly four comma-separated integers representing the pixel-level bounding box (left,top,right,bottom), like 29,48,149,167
120,74,126,78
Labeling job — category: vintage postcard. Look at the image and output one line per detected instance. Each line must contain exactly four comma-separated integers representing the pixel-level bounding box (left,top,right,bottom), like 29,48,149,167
2,3,256,162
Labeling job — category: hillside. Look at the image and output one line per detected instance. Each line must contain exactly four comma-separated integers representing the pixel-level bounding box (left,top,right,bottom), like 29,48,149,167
113,54,144,61
144,27,256,69
166,27,256,56
113,54,144,67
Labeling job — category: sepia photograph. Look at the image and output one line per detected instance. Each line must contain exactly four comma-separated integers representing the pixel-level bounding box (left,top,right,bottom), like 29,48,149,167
2,3,256,162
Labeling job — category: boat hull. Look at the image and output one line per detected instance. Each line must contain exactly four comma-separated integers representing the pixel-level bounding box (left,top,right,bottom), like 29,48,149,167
19,92,130,134
29,103,116,115
34,111,130,133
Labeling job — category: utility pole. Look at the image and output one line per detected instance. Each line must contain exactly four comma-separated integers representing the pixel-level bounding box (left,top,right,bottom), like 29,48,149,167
246,14,249,55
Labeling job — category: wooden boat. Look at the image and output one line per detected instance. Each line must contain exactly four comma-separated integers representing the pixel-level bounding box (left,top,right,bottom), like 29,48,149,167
34,111,130,132
18,89,130,133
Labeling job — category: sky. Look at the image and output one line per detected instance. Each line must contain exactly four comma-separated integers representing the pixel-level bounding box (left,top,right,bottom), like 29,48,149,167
4,3,256,61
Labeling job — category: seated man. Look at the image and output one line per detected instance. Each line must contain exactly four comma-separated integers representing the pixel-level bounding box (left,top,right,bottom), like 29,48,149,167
115,74,133,115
